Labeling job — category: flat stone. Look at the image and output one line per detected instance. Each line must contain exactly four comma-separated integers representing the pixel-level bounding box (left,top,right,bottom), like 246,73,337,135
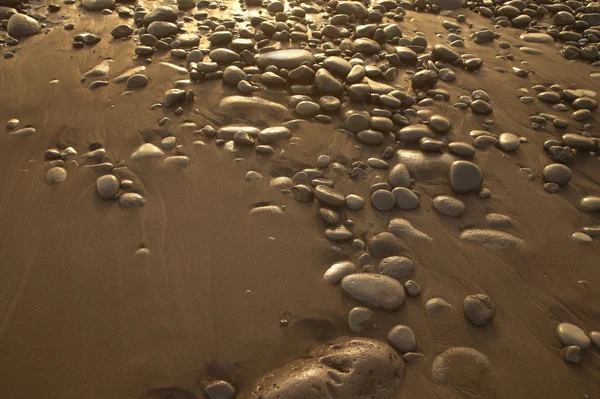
314,185,345,207
341,273,405,311
432,195,465,217
388,218,432,241
371,190,396,211
460,229,525,249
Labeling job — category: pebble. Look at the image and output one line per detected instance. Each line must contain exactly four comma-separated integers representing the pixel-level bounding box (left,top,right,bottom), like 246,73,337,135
258,126,291,144
81,0,114,11
7,13,41,37
341,273,405,311
460,229,525,249
127,74,148,88
404,280,421,296
392,187,420,210
590,331,600,349
319,208,340,225
398,124,434,143
6,119,19,129
498,133,520,152
429,115,451,133
580,196,600,212
371,189,396,211
450,160,483,193
346,194,365,210
542,164,572,185
256,49,315,70
448,142,475,158
388,325,417,353
131,143,164,161
46,167,67,185
163,156,190,168
348,306,372,333
562,133,595,151
388,163,412,187
562,346,581,364
463,294,496,326
314,185,345,207
432,195,465,217
486,213,512,228
379,256,414,281
96,175,119,199
205,380,235,399
470,99,493,114
556,323,591,349
425,297,452,313
325,225,354,242
119,193,146,207
357,130,384,146
324,261,357,285
572,232,592,243
368,232,403,258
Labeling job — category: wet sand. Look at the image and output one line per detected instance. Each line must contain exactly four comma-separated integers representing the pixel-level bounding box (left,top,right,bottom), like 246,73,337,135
0,0,599,398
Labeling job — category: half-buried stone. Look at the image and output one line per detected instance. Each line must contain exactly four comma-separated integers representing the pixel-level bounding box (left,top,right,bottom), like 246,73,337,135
432,195,465,217
368,232,404,258
450,160,483,193
248,337,403,399
460,229,525,249
256,49,315,70
378,256,415,281
432,347,492,393
82,0,115,11
341,274,406,311
463,294,496,326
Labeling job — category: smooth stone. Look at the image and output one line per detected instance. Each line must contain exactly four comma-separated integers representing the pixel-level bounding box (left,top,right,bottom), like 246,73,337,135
248,337,403,399
556,323,591,349
357,130,384,146
379,256,414,281
542,164,572,185
325,225,354,242
392,187,420,210
209,48,242,64
346,194,365,210
562,346,581,364
127,74,148,88
324,261,357,285
460,229,525,249
429,115,451,133
432,195,465,217
7,13,41,37
398,124,434,143
562,133,595,151
404,280,421,296
520,33,554,43
371,190,396,211
163,156,190,168
147,21,178,38
426,0,465,10
580,196,600,212
572,232,592,242
11,127,35,135
590,332,600,349
163,89,186,107
341,273,405,311
111,24,133,39
314,185,345,207
450,160,483,193
205,381,235,399
368,232,404,258
388,325,416,353
351,38,381,54
314,68,344,96
258,126,291,143
131,143,164,161
432,347,491,391
485,213,512,228
119,193,146,207
46,167,67,184
470,100,492,114
388,163,412,188
498,133,520,152
96,175,119,199
448,142,475,158
411,70,438,90
348,306,373,333
81,0,114,11
249,205,284,217
463,294,496,326
388,218,432,241
256,49,315,70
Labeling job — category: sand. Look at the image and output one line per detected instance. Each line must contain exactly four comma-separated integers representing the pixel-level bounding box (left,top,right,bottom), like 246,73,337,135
0,0,599,398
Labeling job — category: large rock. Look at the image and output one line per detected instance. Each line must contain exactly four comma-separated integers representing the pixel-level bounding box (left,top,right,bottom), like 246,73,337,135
7,13,41,37
249,337,403,399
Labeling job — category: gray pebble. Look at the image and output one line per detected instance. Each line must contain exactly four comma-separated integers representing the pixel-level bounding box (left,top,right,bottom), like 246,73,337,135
314,185,345,207
498,133,520,152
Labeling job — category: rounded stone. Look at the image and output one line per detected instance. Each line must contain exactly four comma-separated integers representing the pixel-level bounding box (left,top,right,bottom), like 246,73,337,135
392,187,420,210
556,323,591,349
371,190,396,211
429,115,451,133
580,196,600,212
542,164,572,185
450,160,483,193
348,306,372,333
127,74,148,88
314,185,345,207
379,256,415,281
388,325,416,353
341,273,406,311
388,163,412,187
368,232,404,258
96,175,119,199
205,380,235,399
432,195,465,217
498,133,520,152
324,261,357,285
463,294,496,326
7,13,41,37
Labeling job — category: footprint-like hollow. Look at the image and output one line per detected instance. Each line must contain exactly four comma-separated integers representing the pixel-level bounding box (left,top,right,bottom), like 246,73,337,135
248,337,404,399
